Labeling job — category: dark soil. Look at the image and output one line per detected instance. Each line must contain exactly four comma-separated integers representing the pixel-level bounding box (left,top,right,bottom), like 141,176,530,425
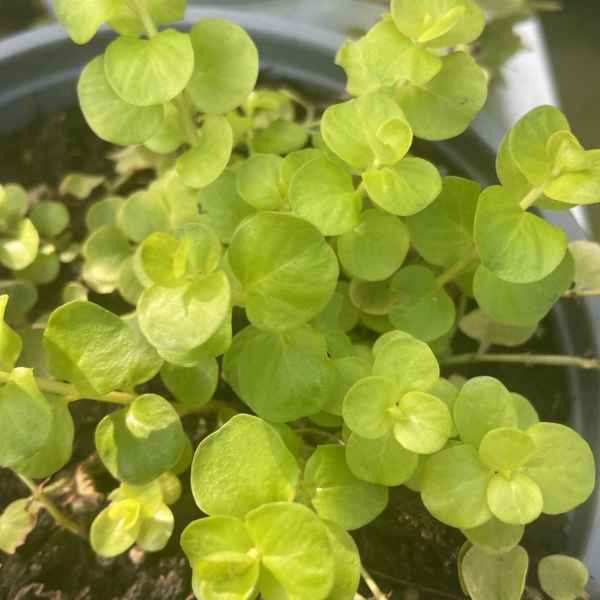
0,0,48,38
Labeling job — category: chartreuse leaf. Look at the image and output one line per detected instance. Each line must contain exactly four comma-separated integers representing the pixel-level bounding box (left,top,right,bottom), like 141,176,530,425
511,393,539,430
372,331,440,393
389,265,456,342
14,394,74,479
453,377,518,447
138,271,230,365
29,201,69,238
246,502,335,600
17,252,60,286
349,278,399,316
538,555,589,600
545,166,600,206
228,212,339,332
191,415,299,517
187,19,259,114
0,281,37,321
406,176,480,266
321,91,413,171
343,376,396,439
508,105,570,186
421,444,492,529
0,498,39,554
335,17,442,95
53,0,119,44
83,225,131,292
104,30,194,107
304,445,388,530
236,326,335,422
118,258,143,304
0,368,52,468
396,53,488,141
236,154,284,211
78,56,164,145
0,219,39,271
251,120,309,156
391,0,485,48
363,157,442,217
136,503,174,552
487,472,543,525
461,544,529,600
108,0,186,36
289,156,361,236
280,149,324,190
86,196,123,231
118,191,170,243
459,309,537,347
176,116,233,189
569,240,600,291
144,103,186,155
176,222,222,278
312,282,360,335
44,301,142,396
120,314,164,388
199,169,256,244
137,232,187,288
474,185,567,284
523,422,595,514
462,517,524,553
428,377,459,437
325,355,371,416
160,355,218,410
222,325,261,397
91,499,142,558
337,209,410,281
0,295,22,370
473,251,574,327
96,393,186,485
325,522,361,600
59,172,104,200
345,431,418,486
479,428,536,473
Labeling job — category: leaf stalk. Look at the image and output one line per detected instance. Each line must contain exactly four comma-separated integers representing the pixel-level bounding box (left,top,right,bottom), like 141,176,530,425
442,352,600,370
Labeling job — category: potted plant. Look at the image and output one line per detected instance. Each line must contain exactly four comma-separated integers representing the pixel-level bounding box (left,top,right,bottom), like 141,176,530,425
0,1,598,598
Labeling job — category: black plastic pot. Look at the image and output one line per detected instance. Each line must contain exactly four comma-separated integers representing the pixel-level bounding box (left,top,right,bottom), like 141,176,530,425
0,9,598,594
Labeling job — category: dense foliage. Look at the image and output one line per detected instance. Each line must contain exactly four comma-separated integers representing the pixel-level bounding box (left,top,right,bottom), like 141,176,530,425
0,0,597,598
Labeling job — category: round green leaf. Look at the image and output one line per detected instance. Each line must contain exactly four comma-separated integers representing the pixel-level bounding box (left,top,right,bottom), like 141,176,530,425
393,391,452,454
237,326,335,422
246,502,335,600
511,393,539,430
90,500,141,558
104,30,193,107
144,102,186,155
250,120,309,156
137,232,187,288
459,309,537,348
0,219,39,271
321,91,413,171
0,280,37,321
312,282,360,335
176,222,222,278
78,56,164,145
337,209,410,281
29,201,69,238
343,376,396,439
54,0,118,44
191,415,299,517
17,252,60,286
83,225,131,293
325,522,361,600
280,149,324,190
362,157,442,217
118,191,171,243
538,555,589,600
346,431,419,486
428,377,459,437
421,444,492,529
44,301,142,396
138,271,230,364
570,240,600,291
289,157,361,236
462,517,524,553
228,212,339,332
0,368,52,468
396,52,488,141
461,544,529,600
236,154,285,211
349,278,399,316
304,445,388,530
479,428,536,472
193,552,259,600
108,0,186,37
474,185,567,284
121,314,164,389
0,498,39,555
0,295,22,370
453,376,518,447
388,265,456,342
136,503,174,552
160,356,218,409
473,251,574,326
187,18,259,114
325,355,372,416
406,176,480,267
523,422,595,515
86,196,123,231
487,472,543,525
372,332,440,394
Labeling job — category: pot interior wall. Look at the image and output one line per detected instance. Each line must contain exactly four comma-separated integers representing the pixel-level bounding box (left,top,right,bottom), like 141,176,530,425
0,11,598,589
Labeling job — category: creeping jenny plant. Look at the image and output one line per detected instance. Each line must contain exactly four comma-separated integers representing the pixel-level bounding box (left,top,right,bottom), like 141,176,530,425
0,0,598,598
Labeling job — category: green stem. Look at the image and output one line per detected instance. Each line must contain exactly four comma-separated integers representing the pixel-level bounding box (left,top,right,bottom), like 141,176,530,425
436,248,479,287
17,474,88,540
564,288,600,298
519,186,545,210
128,0,157,38
174,94,201,146
441,353,600,370
360,565,387,600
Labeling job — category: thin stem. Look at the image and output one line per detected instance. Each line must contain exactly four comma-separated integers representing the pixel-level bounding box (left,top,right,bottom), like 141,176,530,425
520,186,545,210
128,0,157,38
293,427,342,444
17,474,88,540
436,248,479,287
442,352,600,371
174,94,200,146
564,288,600,298
360,565,388,600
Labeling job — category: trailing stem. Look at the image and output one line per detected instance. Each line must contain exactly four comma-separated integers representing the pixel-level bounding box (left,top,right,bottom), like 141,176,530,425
360,565,388,600
563,288,600,299
17,473,88,540
442,353,600,370
436,249,479,287
519,186,545,211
